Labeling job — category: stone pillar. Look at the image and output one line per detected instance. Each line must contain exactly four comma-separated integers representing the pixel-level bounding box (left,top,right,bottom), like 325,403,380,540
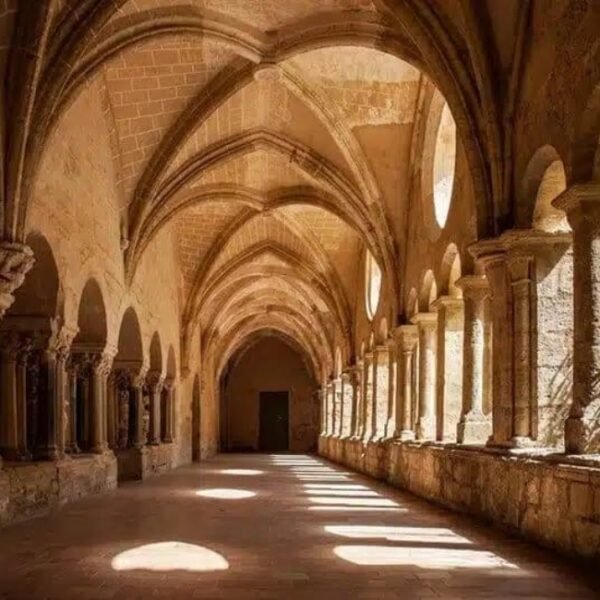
163,380,175,443
0,333,23,460
319,388,327,435
431,296,464,441
373,344,392,439
470,241,513,446
362,352,375,441
332,377,343,437
90,353,112,454
106,372,117,449
412,313,437,440
394,325,418,440
65,359,79,453
340,370,354,437
553,183,600,453
131,373,146,449
350,362,363,438
147,372,163,446
15,339,32,460
324,380,334,435
456,275,492,443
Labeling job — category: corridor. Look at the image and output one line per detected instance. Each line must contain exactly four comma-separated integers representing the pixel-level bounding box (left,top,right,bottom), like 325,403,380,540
0,455,595,600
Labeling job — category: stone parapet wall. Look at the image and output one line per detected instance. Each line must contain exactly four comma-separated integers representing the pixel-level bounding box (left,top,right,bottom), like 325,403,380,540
0,453,117,526
116,444,174,482
320,435,600,560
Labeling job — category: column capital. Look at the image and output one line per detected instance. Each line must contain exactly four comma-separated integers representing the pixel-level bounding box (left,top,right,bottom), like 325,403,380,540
392,324,418,350
0,242,35,317
430,295,463,313
552,182,600,223
456,275,490,301
146,370,164,392
500,228,572,254
410,312,437,329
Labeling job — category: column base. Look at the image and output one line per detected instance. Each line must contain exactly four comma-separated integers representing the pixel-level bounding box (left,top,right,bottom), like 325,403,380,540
416,417,436,441
397,430,415,441
565,416,586,454
457,413,491,444
1,448,31,462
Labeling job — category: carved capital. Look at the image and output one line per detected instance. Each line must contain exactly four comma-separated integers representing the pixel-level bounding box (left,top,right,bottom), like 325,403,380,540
0,242,35,316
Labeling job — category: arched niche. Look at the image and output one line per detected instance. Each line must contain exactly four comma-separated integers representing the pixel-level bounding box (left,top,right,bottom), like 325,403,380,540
149,331,163,375
419,270,437,312
74,278,107,347
114,307,143,370
440,243,462,298
520,145,569,231
7,231,61,321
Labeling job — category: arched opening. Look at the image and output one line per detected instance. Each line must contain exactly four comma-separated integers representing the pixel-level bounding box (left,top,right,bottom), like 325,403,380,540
432,102,457,228
1,232,62,461
365,250,382,321
71,278,108,454
221,336,318,453
110,307,144,480
533,160,569,232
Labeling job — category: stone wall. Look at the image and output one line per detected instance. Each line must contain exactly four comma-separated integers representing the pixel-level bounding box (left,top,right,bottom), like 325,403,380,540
320,436,600,560
0,454,117,526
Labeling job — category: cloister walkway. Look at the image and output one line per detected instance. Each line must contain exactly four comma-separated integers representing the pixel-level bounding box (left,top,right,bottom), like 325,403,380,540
0,454,595,599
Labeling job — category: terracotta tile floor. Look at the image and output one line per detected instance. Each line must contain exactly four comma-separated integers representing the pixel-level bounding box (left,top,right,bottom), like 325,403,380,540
0,454,597,599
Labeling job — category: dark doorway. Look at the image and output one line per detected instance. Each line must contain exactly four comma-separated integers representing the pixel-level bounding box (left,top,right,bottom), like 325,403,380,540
259,392,289,451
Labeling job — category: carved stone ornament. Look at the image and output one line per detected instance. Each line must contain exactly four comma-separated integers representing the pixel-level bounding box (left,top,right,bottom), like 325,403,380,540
0,242,35,316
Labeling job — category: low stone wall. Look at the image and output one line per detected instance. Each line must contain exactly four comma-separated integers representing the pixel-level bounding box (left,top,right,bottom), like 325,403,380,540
0,452,117,526
116,444,174,482
319,435,600,560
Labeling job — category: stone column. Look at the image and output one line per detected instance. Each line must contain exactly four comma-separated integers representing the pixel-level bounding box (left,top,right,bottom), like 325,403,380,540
163,380,175,443
456,275,492,443
553,183,600,453
90,353,111,454
0,333,23,460
412,313,437,440
106,372,117,449
394,325,418,440
332,377,342,437
340,370,354,437
362,352,375,441
15,338,32,460
469,241,513,446
324,380,334,435
431,296,464,441
319,388,327,435
65,359,80,453
147,372,163,446
373,344,392,439
131,372,146,449
350,362,363,438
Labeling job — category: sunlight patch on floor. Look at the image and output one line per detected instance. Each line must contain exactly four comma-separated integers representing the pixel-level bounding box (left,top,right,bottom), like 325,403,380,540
111,542,229,572
333,545,518,569
196,488,256,499
325,525,472,544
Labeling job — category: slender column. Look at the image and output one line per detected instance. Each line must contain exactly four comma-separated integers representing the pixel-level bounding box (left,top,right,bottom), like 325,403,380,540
131,372,146,449
350,362,363,438
373,344,391,439
456,276,492,443
332,377,342,437
65,360,79,453
163,380,175,443
362,352,375,441
412,313,437,440
106,372,117,449
553,183,600,453
431,296,464,441
15,340,32,460
394,325,418,440
146,372,163,446
340,371,352,437
0,333,24,460
470,241,513,446
319,388,327,435
90,353,112,454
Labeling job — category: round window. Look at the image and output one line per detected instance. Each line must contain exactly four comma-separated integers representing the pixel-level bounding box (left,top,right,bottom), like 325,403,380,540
365,251,382,321
432,102,457,228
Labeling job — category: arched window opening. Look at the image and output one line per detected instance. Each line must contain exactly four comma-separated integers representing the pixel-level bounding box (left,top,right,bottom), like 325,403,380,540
532,160,569,232
365,251,382,321
432,102,457,228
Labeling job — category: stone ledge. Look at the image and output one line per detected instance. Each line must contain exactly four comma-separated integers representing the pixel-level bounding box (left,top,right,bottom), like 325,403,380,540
320,436,600,560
